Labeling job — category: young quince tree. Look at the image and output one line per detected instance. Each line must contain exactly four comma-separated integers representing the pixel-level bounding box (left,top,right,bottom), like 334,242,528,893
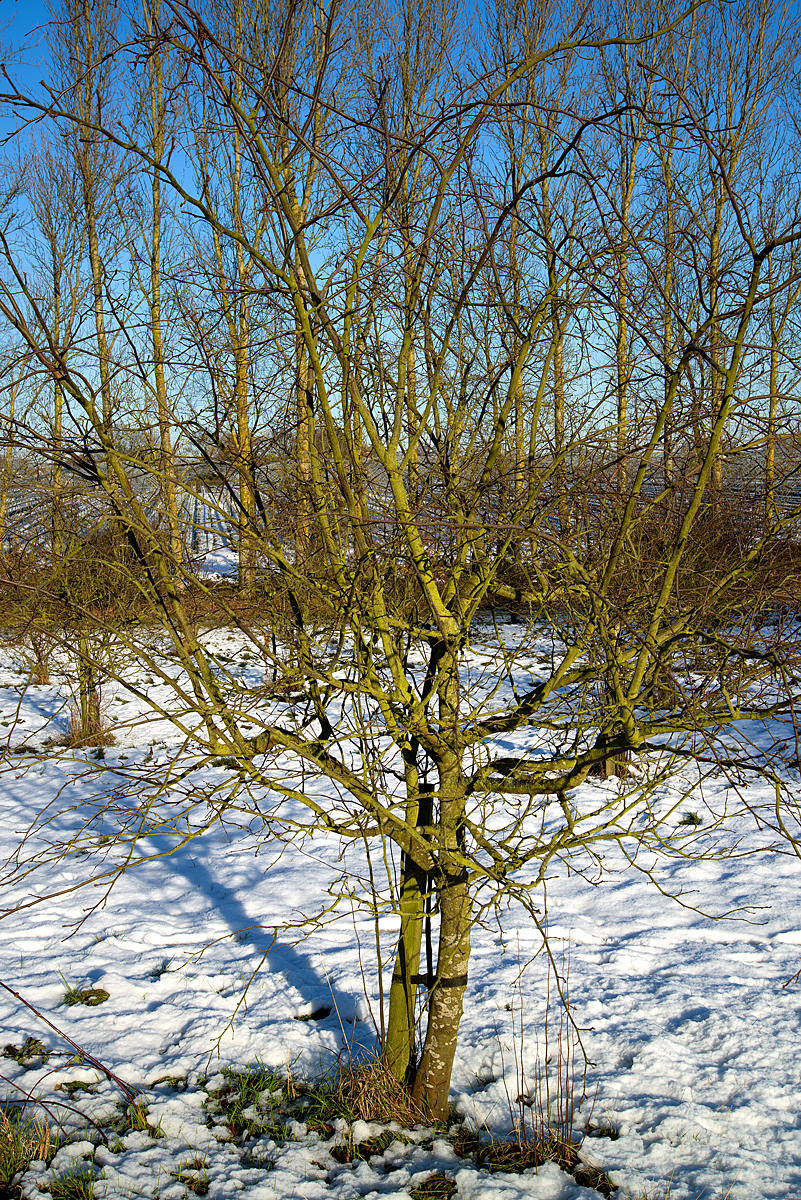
1,0,801,1117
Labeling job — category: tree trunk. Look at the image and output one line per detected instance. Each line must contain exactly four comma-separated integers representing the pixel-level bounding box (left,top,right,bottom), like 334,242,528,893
0,372,15,550
411,853,471,1120
51,250,65,560
385,784,433,1082
662,154,675,517
709,182,724,503
766,320,778,534
76,0,113,440
552,293,567,538
77,633,101,741
295,317,313,564
147,1,183,583
411,664,470,1121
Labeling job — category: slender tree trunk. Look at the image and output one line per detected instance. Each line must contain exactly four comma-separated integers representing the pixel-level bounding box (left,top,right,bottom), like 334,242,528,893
614,100,641,507
52,379,63,559
0,376,15,550
605,45,652,508
77,0,113,440
709,182,724,502
763,246,801,533
510,202,525,518
662,158,675,513
766,338,778,533
147,1,183,581
232,7,256,595
77,632,101,741
411,845,471,1119
551,293,567,537
234,331,256,593
385,784,433,1082
616,236,630,502
536,132,569,541
403,240,420,513
51,252,64,560
765,248,784,534
84,191,112,438
295,316,313,564
411,665,470,1121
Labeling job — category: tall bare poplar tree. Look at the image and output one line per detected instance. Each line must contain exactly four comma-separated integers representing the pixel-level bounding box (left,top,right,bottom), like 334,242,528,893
142,0,183,577
53,0,120,440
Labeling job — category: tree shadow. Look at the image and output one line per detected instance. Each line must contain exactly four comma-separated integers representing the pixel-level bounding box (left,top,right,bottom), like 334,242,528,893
126,830,378,1062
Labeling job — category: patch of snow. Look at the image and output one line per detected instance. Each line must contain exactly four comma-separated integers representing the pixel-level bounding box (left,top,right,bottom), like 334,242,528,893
0,633,800,1198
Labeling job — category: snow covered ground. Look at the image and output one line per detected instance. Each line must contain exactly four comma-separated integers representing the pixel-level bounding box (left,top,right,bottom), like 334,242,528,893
1,632,801,1199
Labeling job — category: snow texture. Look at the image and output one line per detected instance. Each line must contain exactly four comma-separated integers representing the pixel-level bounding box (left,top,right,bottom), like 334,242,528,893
0,633,800,1199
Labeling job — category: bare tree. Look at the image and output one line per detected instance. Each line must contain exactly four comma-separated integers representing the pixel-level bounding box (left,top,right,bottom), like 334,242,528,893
140,0,183,578
51,0,122,440
1,0,801,1124
24,138,86,558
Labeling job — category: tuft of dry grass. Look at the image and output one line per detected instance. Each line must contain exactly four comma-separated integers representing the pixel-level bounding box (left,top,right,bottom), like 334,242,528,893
0,1107,51,1193
41,1170,95,1200
451,1130,617,1196
316,1058,426,1128
126,1103,151,1133
171,1155,210,1196
409,1174,457,1198
58,701,115,750
208,1064,285,1139
328,1129,401,1164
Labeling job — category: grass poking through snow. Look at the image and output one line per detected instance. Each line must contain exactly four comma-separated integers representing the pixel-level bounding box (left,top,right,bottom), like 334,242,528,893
0,1106,52,1194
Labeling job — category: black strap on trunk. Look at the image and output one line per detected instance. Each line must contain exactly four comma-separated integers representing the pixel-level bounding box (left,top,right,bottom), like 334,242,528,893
392,972,468,989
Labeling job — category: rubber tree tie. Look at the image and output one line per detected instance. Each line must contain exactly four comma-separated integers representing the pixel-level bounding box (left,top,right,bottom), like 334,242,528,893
392,973,468,988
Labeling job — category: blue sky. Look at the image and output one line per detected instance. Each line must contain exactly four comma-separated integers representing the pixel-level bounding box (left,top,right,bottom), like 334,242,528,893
1,0,52,90
0,1,59,151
